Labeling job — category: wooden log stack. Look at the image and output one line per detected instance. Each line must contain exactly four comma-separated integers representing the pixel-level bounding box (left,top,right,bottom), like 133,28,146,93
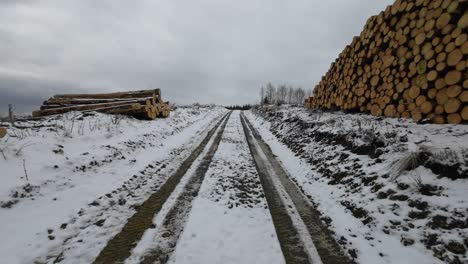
32,89,171,120
306,0,467,124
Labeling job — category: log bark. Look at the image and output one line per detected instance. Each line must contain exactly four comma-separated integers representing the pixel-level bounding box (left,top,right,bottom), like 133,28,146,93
33,102,146,117
53,89,161,99
43,97,154,106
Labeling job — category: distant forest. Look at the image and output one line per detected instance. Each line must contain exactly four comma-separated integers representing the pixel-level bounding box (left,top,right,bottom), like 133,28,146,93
225,105,252,110
259,83,311,105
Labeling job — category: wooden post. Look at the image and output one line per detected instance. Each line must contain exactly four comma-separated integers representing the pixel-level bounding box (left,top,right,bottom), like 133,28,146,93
8,104,14,125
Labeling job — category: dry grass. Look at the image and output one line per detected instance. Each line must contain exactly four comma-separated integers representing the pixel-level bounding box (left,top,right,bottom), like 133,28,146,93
388,150,424,181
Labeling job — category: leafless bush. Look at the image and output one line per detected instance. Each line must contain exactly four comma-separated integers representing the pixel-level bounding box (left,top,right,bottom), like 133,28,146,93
22,159,29,182
15,142,35,156
77,120,86,136
111,114,124,126
8,128,37,140
88,118,100,132
408,170,423,191
431,148,459,165
0,148,6,160
56,117,76,138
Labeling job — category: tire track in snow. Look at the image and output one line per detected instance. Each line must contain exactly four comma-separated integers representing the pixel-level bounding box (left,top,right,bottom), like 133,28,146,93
92,112,231,264
240,112,351,264
162,111,284,264
135,111,232,264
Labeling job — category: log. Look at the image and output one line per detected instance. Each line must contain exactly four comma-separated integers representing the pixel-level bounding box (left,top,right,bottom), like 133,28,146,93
43,97,155,106
455,33,467,45
409,86,421,99
384,104,397,117
40,98,153,110
32,100,150,117
462,42,468,54
436,13,451,29
446,85,462,98
447,113,462,124
436,89,449,105
420,101,434,114
447,49,463,66
33,101,149,117
427,70,438,81
444,70,462,85
458,13,468,28
460,91,468,103
444,98,461,114
462,106,468,121
432,115,446,124
53,89,161,99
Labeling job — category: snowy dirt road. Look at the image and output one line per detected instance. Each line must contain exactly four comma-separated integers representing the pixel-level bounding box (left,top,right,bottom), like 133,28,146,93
2,109,353,264
89,111,349,264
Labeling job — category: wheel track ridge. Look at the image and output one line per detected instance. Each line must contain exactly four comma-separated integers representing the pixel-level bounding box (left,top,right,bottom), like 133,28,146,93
240,112,351,264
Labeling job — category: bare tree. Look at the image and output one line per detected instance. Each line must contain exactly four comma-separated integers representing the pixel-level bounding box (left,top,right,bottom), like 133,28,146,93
293,87,306,105
260,86,265,105
277,85,288,105
287,86,294,104
259,83,309,105
265,83,276,105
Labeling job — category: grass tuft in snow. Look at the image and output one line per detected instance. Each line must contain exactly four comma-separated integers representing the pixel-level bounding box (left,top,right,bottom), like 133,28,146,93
388,151,425,181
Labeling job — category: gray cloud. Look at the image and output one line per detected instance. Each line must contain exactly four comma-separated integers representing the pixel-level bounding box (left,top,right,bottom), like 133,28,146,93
0,0,394,113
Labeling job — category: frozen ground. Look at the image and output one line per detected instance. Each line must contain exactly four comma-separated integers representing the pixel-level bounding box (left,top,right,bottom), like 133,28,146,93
246,106,468,264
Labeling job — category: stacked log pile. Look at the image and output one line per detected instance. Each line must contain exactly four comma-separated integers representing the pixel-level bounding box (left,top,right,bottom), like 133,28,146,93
32,89,171,120
306,0,467,124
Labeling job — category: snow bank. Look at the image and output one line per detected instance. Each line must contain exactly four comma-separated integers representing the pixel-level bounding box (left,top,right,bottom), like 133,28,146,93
246,106,468,264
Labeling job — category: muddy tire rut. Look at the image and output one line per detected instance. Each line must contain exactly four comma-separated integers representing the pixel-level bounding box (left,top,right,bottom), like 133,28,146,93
240,112,351,264
139,112,231,264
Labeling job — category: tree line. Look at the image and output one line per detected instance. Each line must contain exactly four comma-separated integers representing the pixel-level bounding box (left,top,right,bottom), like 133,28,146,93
259,83,310,105
225,104,252,110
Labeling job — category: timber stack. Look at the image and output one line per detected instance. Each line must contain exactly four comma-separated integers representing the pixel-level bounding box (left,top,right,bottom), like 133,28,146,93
32,89,171,120
306,0,467,124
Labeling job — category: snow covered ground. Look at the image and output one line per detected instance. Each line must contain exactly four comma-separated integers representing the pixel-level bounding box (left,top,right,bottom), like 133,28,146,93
1,105,466,264
0,106,226,263
246,106,468,264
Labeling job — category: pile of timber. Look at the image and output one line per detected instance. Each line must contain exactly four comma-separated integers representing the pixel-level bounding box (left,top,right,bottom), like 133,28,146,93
306,0,467,124
32,89,171,120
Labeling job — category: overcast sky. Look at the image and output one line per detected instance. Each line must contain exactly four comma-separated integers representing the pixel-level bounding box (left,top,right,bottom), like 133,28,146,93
0,0,393,113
